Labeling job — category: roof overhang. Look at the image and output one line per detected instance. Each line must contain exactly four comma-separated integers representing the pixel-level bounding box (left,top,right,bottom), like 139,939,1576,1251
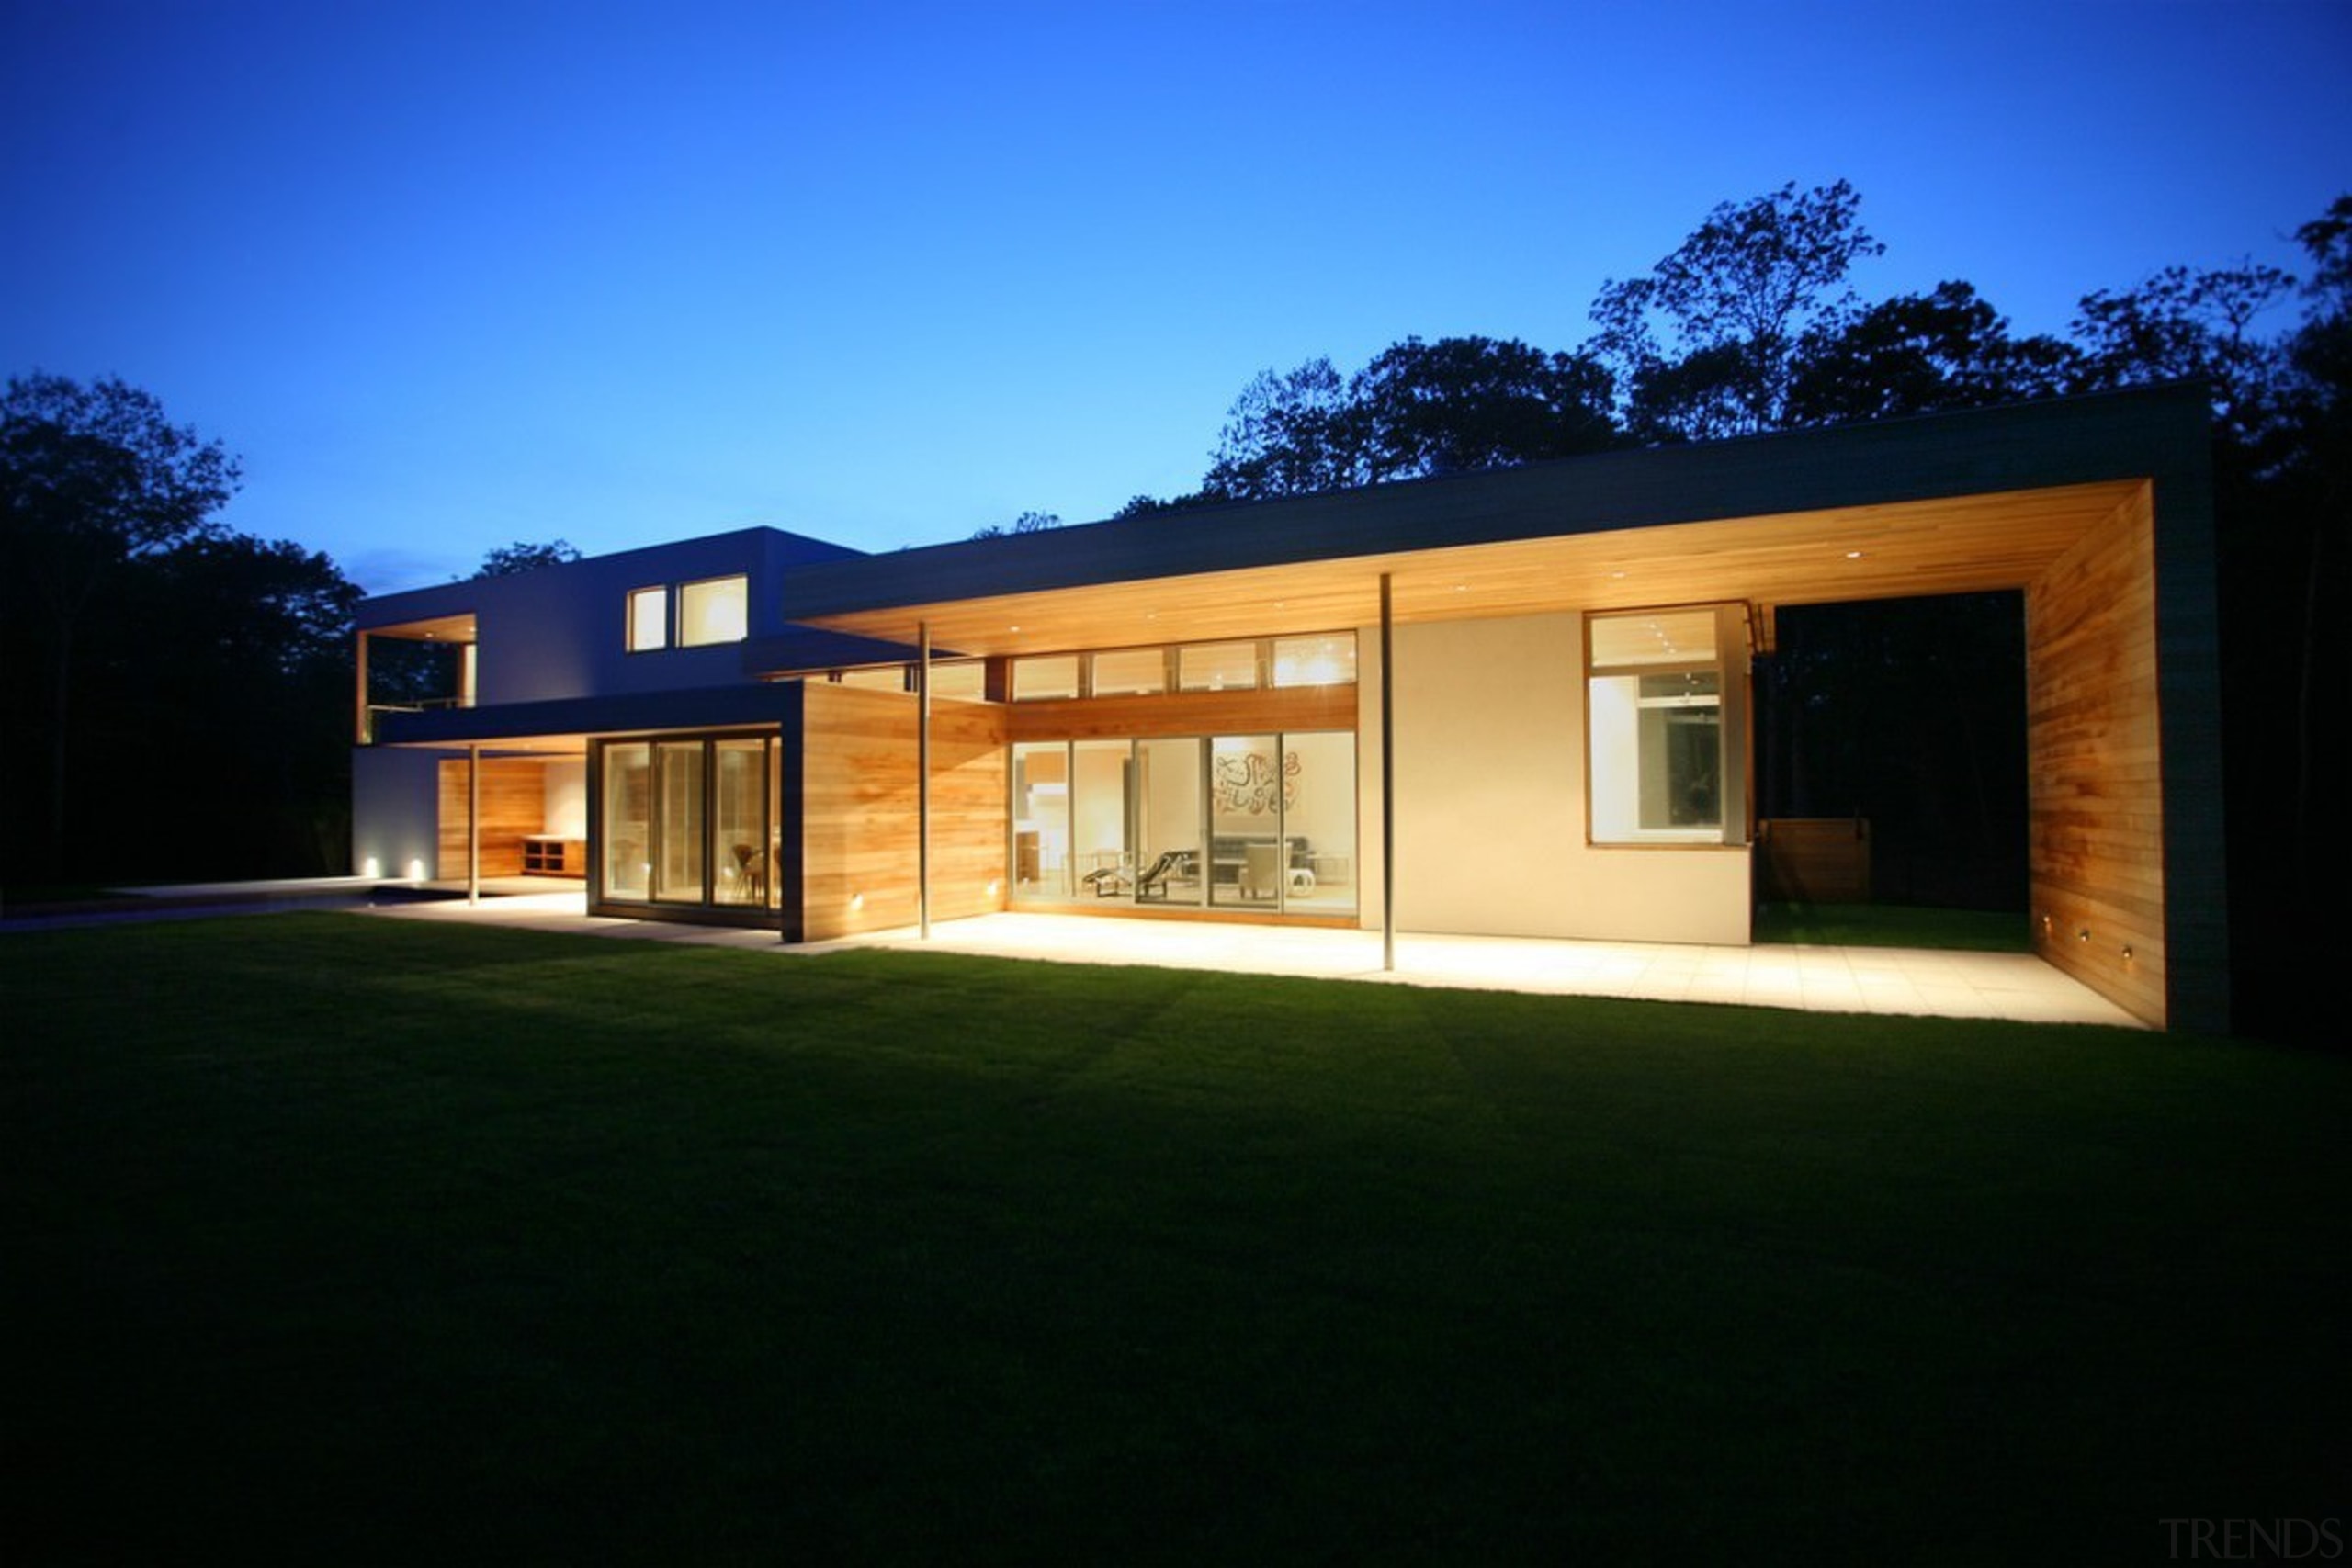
777,385,2204,656
370,683,799,753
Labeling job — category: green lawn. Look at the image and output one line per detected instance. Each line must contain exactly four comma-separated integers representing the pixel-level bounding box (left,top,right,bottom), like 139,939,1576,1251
6,915,2345,1563
1755,900,2034,951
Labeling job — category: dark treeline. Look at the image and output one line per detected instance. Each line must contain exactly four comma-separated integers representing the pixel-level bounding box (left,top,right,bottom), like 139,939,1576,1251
0,373,562,892
6,183,2344,1041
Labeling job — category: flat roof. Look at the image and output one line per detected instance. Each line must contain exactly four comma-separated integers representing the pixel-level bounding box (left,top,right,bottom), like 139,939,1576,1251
778,385,2209,654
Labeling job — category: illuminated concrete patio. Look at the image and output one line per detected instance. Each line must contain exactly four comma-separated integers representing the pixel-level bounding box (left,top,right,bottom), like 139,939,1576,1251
364,894,2143,1028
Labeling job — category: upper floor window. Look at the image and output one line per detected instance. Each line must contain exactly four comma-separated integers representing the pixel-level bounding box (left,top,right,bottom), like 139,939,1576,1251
627,586,669,651
679,575,748,646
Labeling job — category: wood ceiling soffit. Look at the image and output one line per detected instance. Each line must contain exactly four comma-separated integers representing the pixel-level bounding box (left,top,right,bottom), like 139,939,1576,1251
797,481,2142,656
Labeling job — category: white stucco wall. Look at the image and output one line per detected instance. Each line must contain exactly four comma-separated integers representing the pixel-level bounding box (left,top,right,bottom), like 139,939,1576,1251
1357,612,1751,946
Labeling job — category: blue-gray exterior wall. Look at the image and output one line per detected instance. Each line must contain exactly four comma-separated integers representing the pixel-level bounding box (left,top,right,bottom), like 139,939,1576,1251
351,748,443,881
357,527,865,705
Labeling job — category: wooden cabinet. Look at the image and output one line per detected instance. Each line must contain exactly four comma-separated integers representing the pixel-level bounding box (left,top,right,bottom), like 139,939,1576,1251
523,836,585,876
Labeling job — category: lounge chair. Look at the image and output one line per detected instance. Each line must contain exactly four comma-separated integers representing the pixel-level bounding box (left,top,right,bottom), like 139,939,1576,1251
1133,849,1189,902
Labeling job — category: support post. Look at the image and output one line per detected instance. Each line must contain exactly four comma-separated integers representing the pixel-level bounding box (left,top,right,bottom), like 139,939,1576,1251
467,743,481,907
354,631,370,744
1379,573,1396,974
918,621,932,941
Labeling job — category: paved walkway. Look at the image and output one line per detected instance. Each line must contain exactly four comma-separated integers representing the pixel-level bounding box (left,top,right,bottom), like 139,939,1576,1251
362,892,2143,1028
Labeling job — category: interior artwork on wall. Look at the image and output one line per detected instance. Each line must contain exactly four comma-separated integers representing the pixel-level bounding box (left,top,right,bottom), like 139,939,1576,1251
1213,750,1299,816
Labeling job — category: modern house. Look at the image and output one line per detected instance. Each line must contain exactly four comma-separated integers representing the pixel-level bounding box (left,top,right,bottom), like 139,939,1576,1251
352,384,2227,1032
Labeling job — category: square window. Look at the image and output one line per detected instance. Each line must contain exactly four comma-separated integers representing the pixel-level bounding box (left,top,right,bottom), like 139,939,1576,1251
679,575,748,646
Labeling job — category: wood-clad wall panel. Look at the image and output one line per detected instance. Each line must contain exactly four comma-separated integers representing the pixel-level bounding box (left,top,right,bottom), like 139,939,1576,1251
435,757,545,879
797,683,1008,942
1007,683,1357,741
2026,482,2165,1026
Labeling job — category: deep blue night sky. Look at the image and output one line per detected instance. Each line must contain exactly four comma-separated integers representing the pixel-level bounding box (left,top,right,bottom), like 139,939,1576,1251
4,0,2345,592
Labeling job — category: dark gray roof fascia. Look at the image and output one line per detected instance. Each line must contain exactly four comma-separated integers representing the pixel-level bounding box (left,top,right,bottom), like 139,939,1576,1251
779,384,2212,620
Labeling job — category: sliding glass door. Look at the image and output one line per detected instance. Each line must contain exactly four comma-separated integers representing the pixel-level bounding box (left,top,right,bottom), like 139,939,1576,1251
595,733,776,919
1012,732,1352,916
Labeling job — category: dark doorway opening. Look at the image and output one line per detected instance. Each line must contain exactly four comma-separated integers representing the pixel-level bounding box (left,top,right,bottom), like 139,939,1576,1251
1755,591,2029,936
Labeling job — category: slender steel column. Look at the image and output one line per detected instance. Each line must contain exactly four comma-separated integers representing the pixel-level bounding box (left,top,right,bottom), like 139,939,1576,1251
354,631,370,744
467,743,481,907
1379,573,1396,973
918,620,932,941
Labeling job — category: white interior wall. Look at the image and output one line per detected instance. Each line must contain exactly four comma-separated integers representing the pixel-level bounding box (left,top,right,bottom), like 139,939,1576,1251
1072,743,1127,859
543,758,587,838
1283,730,1356,874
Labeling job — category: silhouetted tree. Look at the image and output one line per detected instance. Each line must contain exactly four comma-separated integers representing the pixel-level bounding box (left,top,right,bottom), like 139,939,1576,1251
1351,336,1618,479
1589,179,1885,440
472,538,581,577
1204,337,1617,501
969,510,1061,540
1111,491,1217,520
1204,357,1364,500
2072,261,2299,454
126,535,363,874
2,373,241,881
1786,281,2081,425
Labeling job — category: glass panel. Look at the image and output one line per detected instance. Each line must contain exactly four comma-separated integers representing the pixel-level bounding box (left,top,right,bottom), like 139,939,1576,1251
1134,738,1203,906
1209,734,1284,908
1181,642,1258,692
679,575,748,646
651,740,706,901
928,660,987,703
627,587,668,651
601,743,650,899
1011,741,1070,898
1012,655,1080,700
1589,672,1723,841
836,666,907,692
1283,731,1356,913
766,737,781,910
1091,647,1165,696
1272,635,1356,687
712,739,767,908
1589,608,1717,669
1070,740,1133,898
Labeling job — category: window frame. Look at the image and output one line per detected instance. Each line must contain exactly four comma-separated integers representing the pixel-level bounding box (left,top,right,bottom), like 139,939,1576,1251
1584,604,1748,849
677,573,750,648
626,585,670,652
